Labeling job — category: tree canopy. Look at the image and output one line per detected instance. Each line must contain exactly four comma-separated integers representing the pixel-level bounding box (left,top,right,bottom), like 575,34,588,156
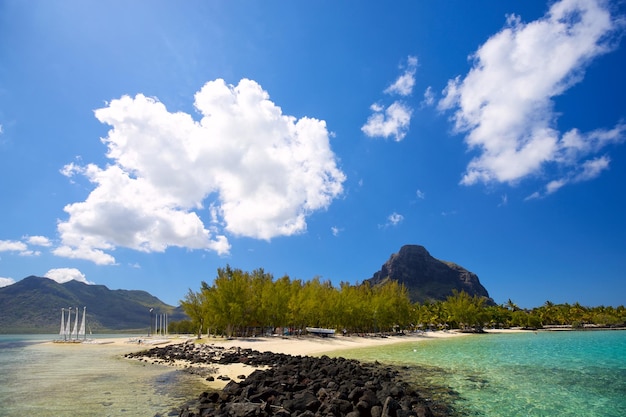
177,266,626,336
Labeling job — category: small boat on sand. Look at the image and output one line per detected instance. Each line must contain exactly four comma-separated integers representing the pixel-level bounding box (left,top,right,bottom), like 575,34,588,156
306,327,336,337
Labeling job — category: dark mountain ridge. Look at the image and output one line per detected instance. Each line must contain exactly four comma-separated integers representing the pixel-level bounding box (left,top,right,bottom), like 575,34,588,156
365,245,494,304
0,276,187,334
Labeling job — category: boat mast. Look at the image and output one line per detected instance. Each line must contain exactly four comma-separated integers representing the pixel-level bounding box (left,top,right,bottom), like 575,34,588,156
71,307,79,340
78,306,86,340
59,308,66,341
65,307,72,339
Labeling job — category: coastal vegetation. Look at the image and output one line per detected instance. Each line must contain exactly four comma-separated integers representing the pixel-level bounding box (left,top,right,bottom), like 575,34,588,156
179,266,626,336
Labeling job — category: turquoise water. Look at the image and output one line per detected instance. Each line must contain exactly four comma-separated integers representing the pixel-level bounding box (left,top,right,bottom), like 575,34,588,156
337,331,626,416
1,332,624,416
0,335,206,416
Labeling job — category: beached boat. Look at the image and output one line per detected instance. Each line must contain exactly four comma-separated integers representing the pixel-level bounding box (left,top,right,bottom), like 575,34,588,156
306,327,336,337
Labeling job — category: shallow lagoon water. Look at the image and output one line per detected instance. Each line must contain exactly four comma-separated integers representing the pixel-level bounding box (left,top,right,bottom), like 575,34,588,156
0,335,205,416
336,330,626,417
2,331,625,416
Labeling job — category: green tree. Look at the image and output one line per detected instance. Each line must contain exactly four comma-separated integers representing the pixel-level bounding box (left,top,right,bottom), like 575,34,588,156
180,287,207,338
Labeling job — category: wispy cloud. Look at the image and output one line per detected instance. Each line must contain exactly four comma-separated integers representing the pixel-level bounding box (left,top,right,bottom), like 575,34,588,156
330,226,343,237
438,0,625,195
384,56,418,96
55,79,346,264
362,56,417,141
422,86,434,107
379,212,404,228
531,154,612,198
416,189,425,199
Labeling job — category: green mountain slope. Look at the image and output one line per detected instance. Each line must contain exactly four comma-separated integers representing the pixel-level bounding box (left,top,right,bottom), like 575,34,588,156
0,276,187,333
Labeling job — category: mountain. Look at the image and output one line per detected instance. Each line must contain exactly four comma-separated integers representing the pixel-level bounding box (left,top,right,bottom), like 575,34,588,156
365,245,494,304
0,276,188,334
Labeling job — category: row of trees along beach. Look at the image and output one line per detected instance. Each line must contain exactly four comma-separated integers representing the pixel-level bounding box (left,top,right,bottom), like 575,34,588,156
177,266,626,337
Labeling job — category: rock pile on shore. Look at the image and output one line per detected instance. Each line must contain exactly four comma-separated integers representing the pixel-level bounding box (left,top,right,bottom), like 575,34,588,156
126,342,451,417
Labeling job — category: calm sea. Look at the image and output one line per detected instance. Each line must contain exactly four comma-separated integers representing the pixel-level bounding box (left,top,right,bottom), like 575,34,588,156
336,330,626,417
1,332,624,416
0,335,206,416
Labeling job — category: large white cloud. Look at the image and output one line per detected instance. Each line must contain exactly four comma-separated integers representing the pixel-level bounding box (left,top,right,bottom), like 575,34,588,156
55,79,346,264
44,268,94,285
438,0,625,195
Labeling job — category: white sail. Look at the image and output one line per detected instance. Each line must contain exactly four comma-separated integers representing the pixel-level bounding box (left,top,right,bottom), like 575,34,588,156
65,307,72,338
71,307,79,339
59,308,65,338
78,307,86,340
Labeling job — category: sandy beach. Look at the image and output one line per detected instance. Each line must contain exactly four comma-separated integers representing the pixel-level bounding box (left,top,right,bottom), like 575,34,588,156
82,329,526,389
97,328,528,353
45,329,532,394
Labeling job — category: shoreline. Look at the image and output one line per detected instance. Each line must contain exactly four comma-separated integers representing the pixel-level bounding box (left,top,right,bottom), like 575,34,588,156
124,338,469,417
118,329,530,389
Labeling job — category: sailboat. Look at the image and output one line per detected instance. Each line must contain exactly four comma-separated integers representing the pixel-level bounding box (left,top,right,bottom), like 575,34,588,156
56,306,88,343
70,307,79,339
59,307,67,341
78,306,86,339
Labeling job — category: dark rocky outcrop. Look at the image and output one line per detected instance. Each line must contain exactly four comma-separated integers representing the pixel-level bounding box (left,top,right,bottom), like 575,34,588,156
126,343,455,417
365,245,493,304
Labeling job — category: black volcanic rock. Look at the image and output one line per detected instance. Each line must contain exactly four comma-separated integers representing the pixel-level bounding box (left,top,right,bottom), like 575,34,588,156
365,245,493,304
127,344,452,417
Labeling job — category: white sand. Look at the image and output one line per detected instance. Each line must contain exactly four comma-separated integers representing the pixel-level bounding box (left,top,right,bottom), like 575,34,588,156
122,332,471,388
49,329,530,389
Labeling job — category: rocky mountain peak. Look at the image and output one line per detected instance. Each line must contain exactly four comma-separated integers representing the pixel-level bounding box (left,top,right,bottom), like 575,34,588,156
365,245,493,304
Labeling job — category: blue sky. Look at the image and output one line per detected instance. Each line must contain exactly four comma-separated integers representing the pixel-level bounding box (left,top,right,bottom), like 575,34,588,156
1,0,625,308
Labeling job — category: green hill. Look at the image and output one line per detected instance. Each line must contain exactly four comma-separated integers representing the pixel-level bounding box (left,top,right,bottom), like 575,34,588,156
0,276,187,334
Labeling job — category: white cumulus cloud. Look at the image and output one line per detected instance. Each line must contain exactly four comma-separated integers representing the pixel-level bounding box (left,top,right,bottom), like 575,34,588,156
0,240,28,252
44,268,94,285
362,56,417,141
0,277,15,288
438,0,625,194
25,235,52,247
361,102,413,141
55,78,346,264
0,239,39,256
